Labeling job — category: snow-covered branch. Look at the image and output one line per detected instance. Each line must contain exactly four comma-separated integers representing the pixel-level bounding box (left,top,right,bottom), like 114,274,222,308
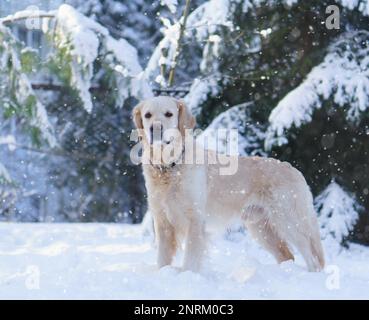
0,4,154,186
53,4,152,112
338,0,369,16
0,23,56,147
145,0,234,85
200,102,266,156
265,30,369,149
161,0,179,14
0,10,55,25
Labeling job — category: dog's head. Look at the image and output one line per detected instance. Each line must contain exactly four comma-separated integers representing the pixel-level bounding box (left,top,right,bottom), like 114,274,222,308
132,96,196,145
132,96,196,167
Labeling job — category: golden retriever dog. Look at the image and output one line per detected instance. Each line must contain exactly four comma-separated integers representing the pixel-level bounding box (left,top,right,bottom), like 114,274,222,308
132,96,325,272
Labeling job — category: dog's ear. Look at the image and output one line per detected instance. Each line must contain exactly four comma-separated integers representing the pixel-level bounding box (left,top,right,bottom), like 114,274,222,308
132,101,144,130
177,99,196,136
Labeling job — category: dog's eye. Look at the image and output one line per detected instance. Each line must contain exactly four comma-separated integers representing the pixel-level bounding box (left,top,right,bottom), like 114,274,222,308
144,112,152,119
165,111,173,118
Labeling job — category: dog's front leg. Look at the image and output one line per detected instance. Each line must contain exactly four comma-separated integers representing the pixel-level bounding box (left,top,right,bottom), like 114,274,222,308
182,217,206,272
154,213,177,268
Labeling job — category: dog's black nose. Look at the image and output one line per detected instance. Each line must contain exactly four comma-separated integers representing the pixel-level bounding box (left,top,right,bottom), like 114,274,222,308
150,123,163,144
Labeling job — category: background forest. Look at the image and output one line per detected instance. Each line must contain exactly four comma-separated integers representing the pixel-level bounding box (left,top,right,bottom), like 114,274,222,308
0,0,368,249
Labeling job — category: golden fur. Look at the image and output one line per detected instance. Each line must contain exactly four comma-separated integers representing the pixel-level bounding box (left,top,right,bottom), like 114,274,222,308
132,96,325,272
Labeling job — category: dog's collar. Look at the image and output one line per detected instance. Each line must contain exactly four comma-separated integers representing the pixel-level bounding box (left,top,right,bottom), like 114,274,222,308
149,147,185,172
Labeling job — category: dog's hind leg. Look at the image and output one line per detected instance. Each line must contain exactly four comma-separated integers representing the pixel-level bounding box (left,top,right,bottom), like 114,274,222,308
271,205,325,272
243,207,294,263
284,231,324,272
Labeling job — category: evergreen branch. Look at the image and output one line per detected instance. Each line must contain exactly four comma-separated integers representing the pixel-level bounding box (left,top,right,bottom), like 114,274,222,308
1,141,100,162
168,0,192,87
0,13,55,25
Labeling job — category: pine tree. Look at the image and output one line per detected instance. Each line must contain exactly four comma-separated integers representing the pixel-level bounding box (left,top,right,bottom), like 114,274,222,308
0,4,151,221
315,180,361,246
147,0,369,244
1,0,368,239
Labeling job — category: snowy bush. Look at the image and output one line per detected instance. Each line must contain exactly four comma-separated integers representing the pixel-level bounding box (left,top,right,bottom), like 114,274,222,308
315,180,362,246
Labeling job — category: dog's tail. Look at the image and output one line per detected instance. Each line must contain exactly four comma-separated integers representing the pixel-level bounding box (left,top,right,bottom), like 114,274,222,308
295,196,325,272
279,183,325,272
296,176,325,272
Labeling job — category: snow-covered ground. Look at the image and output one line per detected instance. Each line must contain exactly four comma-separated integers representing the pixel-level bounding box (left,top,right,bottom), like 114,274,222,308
0,222,368,299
